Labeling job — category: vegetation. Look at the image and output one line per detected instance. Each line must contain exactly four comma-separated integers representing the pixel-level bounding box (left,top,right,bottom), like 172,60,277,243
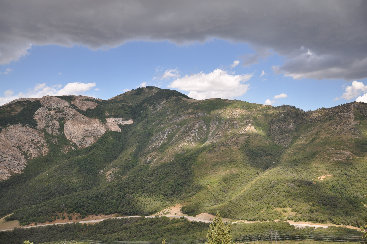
0,218,363,243
0,217,208,244
206,212,232,244
0,86,367,230
231,222,362,242
0,100,41,130
362,225,367,243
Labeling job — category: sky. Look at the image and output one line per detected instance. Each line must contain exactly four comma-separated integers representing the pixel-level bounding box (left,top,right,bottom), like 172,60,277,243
1,0,367,111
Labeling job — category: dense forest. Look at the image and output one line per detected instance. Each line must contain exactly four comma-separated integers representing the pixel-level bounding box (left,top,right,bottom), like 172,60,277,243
0,217,363,243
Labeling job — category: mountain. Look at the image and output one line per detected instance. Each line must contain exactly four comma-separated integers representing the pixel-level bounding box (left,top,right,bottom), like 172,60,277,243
0,86,366,227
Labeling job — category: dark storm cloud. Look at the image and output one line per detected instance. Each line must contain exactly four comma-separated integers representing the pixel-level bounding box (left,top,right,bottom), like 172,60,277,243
1,0,366,80
241,48,270,66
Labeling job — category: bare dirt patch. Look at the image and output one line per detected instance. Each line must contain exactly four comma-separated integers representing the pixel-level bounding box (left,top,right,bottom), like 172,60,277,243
0,215,20,231
317,174,332,181
153,204,230,223
154,204,186,217
287,220,361,231
194,213,216,222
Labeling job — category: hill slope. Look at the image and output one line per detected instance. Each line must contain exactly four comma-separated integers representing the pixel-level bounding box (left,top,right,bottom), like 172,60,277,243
0,86,366,226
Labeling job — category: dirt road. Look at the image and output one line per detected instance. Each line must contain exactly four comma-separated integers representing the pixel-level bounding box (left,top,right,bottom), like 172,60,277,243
0,205,362,232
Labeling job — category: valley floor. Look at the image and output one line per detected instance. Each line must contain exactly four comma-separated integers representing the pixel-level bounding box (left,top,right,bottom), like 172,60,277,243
0,205,362,232
41,241,361,244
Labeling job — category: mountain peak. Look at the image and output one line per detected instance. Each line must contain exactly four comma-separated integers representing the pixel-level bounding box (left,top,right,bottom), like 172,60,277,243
110,86,189,105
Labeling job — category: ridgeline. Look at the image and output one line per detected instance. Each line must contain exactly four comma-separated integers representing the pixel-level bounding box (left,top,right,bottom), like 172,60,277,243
0,86,366,229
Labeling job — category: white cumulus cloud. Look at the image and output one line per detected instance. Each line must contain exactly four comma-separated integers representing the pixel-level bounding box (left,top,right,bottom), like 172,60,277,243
342,81,367,100
139,82,147,87
0,82,96,105
161,69,180,79
264,93,288,106
264,99,273,105
56,82,96,96
169,68,251,100
356,94,367,103
274,93,288,99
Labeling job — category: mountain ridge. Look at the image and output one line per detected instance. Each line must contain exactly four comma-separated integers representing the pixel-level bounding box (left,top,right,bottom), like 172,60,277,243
0,86,366,227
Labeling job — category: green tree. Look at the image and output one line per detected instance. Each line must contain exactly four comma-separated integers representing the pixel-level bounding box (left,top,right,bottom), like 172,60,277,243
206,211,232,244
362,225,367,243
23,241,33,244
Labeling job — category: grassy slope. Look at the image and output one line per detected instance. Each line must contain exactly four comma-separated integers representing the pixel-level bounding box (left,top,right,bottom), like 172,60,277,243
0,87,366,226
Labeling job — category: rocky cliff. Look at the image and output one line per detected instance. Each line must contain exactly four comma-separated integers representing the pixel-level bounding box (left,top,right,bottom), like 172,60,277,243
0,95,133,180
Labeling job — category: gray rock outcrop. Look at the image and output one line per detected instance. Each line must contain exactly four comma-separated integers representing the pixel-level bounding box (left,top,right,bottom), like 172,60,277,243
105,118,133,132
72,96,98,111
0,124,48,181
64,117,107,148
1,95,133,181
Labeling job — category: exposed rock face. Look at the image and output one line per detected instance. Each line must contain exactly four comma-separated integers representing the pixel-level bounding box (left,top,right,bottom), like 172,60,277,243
1,94,136,181
1,96,135,180
63,116,133,148
34,97,81,135
0,140,25,181
105,118,133,132
40,96,69,110
34,96,107,148
64,117,107,148
34,106,82,135
3,125,48,158
34,107,61,135
72,96,98,111
172,120,207,146
34,95,135,149
206,118,233,144
0,124,48,181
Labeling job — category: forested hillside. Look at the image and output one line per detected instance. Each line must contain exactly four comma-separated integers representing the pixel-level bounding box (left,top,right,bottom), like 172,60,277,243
1,86,366,227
